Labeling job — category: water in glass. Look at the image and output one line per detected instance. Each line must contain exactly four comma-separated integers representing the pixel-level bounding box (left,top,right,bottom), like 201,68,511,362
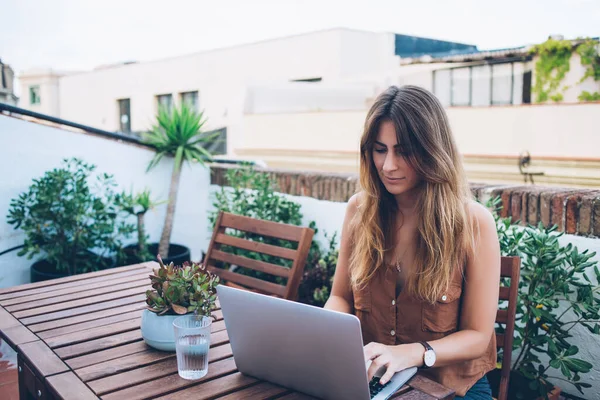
173,315,212,380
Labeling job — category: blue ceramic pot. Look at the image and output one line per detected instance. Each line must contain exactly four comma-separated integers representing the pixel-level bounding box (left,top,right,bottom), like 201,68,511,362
140,309,179,351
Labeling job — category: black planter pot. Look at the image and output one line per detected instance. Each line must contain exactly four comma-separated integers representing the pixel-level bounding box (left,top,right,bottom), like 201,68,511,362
31,256,115,283
31,259,69,282
122,244,154,264
147,243,191,266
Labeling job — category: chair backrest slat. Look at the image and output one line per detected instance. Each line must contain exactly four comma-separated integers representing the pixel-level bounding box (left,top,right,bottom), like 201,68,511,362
215,233,297,260
205,211,315,301
493,256,521,400
208,266,287,297
210,249,291,278
498,286,510,301
496,309,508,324
496,333,505,349
220,212,305,242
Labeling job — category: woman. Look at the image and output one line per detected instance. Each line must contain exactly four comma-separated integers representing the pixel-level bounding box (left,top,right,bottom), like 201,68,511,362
324,85,500,399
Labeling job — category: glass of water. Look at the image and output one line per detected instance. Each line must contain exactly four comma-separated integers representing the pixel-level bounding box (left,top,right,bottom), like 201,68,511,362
173,314,212,380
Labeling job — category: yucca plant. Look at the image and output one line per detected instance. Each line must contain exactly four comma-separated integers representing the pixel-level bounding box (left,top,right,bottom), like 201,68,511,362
144,103,217,258
146,255,220,317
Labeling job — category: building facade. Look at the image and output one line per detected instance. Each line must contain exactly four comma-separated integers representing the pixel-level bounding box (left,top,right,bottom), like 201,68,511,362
0,60,18,106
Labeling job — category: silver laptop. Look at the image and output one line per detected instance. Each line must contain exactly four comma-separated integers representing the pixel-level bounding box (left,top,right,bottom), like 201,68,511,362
217,285,417,400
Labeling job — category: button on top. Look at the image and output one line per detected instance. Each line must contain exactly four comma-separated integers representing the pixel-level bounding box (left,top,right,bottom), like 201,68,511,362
441,295,448,301
392,299,396,306
390,330,396,336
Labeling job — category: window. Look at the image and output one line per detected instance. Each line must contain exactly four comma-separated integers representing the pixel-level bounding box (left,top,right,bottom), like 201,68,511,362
491,63,512,105
433,69,451,107
433,61,530,107
451,68,470,106
29,85,41,105
180,91,199,111
118,98,131,133
471,65,491,106
156,94,173,113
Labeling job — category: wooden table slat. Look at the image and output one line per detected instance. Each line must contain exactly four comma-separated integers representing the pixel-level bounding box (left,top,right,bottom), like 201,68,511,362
38,310,143,339
77,342,232,383
0,306,22,330
0,324,38,348
13,286,150,318
46,371,100,400
407,374,455,400
4,277,149,312
211,319,226,333
54,329,143,359
390,384,413,399
66,341,149,370
76,348,176,382
46,318,142,348
392,390,436,400
87,339,232,393
276,392,318,399
214,380,290,400
156,371,258,400
18,340,70,377
28,302,146,333
88,355,178,394
100,357,237,400
0,263,152,297
20,294,146,325
0,271,150,306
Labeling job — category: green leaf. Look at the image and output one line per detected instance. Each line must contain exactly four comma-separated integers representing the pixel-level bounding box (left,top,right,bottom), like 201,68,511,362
564,358,593,373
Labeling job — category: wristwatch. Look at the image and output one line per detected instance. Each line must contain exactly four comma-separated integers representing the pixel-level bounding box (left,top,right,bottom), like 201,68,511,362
419,341,436,369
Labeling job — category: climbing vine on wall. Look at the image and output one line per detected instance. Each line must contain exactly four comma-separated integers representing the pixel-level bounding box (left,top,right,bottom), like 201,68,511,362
576,39,600,101
531,38,572,103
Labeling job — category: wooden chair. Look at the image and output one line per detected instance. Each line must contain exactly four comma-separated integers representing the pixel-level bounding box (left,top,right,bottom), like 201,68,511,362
204,211,315,301
492,256,521,400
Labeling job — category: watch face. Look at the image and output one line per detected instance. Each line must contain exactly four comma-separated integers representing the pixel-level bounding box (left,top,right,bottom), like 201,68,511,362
424,350,436,367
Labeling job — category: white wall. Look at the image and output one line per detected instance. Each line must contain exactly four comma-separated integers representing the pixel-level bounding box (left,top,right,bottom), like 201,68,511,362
239,102,600,159
241,111,365,153
0,115,211,288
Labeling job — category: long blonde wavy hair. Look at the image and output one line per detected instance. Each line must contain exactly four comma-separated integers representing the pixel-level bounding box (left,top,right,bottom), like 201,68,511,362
349,85,476,303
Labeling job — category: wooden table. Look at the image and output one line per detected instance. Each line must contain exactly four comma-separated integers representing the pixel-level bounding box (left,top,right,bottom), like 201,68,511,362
0,262,455,400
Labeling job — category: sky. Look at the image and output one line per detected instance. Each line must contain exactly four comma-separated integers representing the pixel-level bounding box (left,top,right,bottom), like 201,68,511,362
1,0,599,76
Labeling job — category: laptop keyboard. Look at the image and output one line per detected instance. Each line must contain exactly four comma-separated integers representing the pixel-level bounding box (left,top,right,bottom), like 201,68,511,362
369,377,389,399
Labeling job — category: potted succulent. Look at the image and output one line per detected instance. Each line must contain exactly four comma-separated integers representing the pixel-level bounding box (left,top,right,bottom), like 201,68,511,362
115,188,164,264
141,255,220,351
487,197,598,400
144,102,216,264
6,158,134,282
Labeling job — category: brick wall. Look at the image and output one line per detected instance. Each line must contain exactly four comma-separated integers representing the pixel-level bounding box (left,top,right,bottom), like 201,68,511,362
210,164,600,238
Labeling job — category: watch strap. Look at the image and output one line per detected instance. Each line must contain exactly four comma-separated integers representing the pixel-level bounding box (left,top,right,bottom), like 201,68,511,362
419,341,434,369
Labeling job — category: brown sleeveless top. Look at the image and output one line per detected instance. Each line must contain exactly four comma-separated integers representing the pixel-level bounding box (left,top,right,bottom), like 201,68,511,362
352,263,496,397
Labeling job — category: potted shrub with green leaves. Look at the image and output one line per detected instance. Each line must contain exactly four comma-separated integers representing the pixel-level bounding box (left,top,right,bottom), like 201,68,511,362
486,197,599,400
144,103,216,264
6,158,135,282
141,255,220,351
115,188,164,264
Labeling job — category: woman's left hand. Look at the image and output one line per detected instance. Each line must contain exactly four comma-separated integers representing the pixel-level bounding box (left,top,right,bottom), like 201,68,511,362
364,342,423,385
